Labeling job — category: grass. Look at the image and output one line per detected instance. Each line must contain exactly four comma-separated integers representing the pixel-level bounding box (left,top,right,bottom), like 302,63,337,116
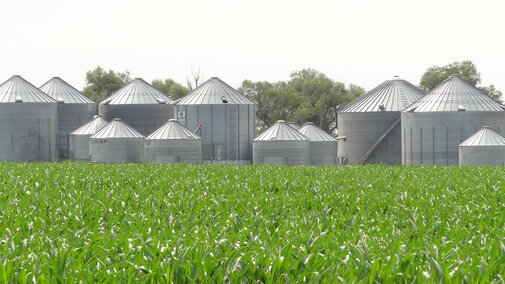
1,163,505,282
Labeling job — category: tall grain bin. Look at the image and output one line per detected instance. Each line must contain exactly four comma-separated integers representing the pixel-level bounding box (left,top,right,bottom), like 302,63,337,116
145,119,202,164
176,77,255,164
402,75,505,166
69,115,108,161
99,78,174,136
338,77,425,165
89,118,145,163
298,122,338,165
459,126,505,166
0,75,58,162
40,77,96,159
253,120,309,165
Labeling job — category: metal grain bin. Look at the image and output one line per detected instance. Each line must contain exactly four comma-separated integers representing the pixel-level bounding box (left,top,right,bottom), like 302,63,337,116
338,77,425,165
145,119,202,164
89,118,145,163
253,120,309,165
402,75,505,166
298,122,338,165
99,78,174,136
40,77,96,159
69,115,108,161
0,75,58,162
459,126,505,166
176,77,255,164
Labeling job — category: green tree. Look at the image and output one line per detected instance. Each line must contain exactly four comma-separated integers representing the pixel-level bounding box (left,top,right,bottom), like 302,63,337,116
480,84,503,103
82,66,131,103
419,61,481,91
419,60,502,103
239,68,364,134
151,79,189,100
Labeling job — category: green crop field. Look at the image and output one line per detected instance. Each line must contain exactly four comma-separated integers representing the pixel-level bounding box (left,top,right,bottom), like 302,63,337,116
1,163,505,283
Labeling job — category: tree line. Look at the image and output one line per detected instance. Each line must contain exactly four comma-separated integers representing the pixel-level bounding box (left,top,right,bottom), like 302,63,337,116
81,61,502,134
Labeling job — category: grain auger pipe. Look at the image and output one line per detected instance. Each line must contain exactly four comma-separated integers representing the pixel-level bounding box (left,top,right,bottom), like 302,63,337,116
335,136,347,141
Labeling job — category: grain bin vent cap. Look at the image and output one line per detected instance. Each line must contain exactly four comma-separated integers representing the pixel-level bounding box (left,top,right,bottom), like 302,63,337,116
255,120,309,141
177,77,254,105
90,118,144,139
0,75,56,103
340,77,425,113
39,77,95,104
459,126,505,146
405,75,505,112
146,119,201,140
71,115,109,135
99,78,173,105
298,122,336,141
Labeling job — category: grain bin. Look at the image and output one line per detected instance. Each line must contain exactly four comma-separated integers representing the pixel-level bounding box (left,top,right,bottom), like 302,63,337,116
145,119,202,164
402,75,505,166
0,75,58,162
253,120,309,165
338,77,425,165
69,115,108,161
459,126,505,166
40,77,96,159
176,77,255,164
99,78,174,136
298,122,338,165
89,118,144,163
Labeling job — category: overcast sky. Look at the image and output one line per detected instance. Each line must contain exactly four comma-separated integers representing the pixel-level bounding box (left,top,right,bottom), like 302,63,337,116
1,0,504,93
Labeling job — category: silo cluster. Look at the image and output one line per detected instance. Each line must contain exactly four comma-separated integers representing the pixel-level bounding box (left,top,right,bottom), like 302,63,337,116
338,77,425,165
253,120,310,165
402,75,505,166
459,126,505,166
176,77,255,164
0,75,58,162
40,77,96,159
99,78,174,136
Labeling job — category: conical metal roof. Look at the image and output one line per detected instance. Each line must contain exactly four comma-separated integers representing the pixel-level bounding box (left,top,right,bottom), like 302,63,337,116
40,77,94,104
406,75,505,112
90,118,144,139
340,77,425,112
0,75,56,103
71,115,108,135
288,122,301,130
255,120,309,141
146,119,201,140
100,78,173,105
459,126,505,146
177,77,254,105
298,122,336,142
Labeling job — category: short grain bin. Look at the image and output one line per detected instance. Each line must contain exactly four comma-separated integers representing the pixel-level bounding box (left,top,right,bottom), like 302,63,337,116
253,120,309,165
0,75,58,162
402,75,505,166
298,122,338,165
99,78,174,136
40,77,96,159
69,115,108,161
145,119,202,164
458,126,505,166
338,77,425,165
176,77,255,164
89,118,145,163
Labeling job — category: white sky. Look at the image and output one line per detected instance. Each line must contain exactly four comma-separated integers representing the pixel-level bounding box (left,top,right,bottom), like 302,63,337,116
0,0,504,93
